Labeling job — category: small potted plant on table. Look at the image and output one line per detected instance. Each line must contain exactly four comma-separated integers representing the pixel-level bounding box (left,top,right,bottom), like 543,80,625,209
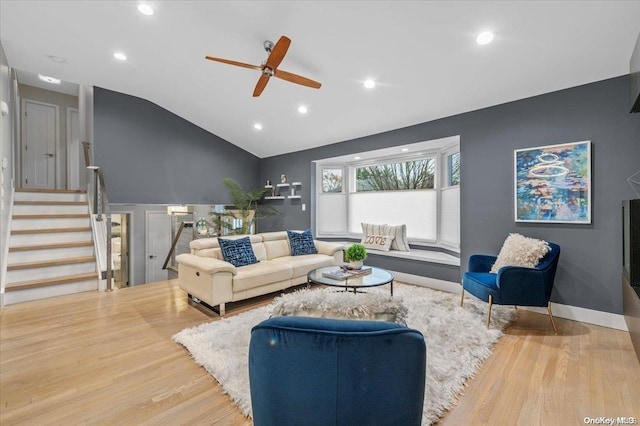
345,243,367,270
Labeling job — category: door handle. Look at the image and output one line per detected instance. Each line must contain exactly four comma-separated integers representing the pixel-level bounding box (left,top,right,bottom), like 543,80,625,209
149,255,157,259
45,153,55,157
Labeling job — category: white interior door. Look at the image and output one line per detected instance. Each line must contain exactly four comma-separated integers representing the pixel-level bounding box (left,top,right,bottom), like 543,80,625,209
146,212,171,284
22,99,58,189
66,107,82,189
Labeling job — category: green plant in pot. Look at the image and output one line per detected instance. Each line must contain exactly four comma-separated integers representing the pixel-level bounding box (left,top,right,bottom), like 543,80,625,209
345,243,367,270
211,178,279,235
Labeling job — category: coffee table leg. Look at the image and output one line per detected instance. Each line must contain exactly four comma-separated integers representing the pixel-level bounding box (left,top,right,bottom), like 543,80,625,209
391,280,394,296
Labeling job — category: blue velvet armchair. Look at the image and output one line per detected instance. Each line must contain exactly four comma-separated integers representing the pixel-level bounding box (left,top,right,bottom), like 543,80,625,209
461,242,560,333
248,316,426,426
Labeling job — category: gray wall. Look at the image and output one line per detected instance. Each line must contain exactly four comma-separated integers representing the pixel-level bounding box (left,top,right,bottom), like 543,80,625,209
260,76,640,315
93,87,261,204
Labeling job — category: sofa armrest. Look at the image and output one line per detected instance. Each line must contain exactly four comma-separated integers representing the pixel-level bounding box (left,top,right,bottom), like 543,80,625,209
176,253,237,275
315,241,344,256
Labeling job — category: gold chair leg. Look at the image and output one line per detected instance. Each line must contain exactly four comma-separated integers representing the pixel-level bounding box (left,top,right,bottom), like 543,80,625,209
460,287,465,307
547,301,558,334
487,295,493,328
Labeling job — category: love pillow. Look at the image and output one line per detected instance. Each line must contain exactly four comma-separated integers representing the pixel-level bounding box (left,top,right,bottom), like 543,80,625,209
361,234,395,252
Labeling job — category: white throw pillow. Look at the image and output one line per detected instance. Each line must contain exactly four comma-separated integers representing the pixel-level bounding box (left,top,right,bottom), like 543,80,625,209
385,224,410,252
490,233,550,273
361,234,394,252
361,222,387,237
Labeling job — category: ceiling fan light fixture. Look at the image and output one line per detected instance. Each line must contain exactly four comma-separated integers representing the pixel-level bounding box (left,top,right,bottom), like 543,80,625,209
476,31,494,45
114,52,127,61
137,4,154,15
38,74,61,85
363,79,376,89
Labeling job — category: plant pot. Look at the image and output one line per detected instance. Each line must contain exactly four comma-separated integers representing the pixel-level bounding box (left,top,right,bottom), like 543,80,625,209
349,260,363,270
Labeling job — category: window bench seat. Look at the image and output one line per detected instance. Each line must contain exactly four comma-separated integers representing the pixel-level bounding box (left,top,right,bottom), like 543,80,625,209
327,240,461,293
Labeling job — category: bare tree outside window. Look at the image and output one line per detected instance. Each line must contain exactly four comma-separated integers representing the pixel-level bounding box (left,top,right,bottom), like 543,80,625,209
355,158,435,191
322,168,343,193
448,152,460,186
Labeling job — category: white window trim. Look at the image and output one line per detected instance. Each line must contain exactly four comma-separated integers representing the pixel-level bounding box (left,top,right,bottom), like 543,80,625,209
314,136,460,252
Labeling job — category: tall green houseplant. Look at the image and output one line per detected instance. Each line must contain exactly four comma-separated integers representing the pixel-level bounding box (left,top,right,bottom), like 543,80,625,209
212,178,278,235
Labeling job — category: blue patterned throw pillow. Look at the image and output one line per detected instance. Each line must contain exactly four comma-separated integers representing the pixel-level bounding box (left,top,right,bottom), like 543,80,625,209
218,237,259,267
287,229,318,256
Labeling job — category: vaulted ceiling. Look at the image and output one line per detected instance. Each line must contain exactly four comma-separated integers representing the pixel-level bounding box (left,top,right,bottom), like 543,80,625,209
2,1,639,158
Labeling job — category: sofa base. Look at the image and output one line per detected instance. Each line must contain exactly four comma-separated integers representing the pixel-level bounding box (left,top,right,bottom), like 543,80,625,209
188,293,225,316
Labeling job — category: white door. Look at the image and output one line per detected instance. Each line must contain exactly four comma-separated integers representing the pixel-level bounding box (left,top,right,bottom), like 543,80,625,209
22,100,58,189
146,212,171,284
66,107,82,189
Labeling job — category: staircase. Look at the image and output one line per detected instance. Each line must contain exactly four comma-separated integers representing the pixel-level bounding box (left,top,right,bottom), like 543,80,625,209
4,189,99,305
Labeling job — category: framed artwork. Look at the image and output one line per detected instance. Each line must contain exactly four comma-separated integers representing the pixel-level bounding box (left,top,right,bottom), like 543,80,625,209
514,141,591,224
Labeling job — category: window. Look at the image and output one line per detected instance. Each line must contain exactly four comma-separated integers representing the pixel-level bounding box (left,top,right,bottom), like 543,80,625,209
322,168,343,193
448,152,460,186
315,136,460,249
355,158,435,191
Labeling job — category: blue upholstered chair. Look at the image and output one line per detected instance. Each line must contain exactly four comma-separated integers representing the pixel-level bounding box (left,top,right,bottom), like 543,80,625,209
460,242,560,333
248,316,426,426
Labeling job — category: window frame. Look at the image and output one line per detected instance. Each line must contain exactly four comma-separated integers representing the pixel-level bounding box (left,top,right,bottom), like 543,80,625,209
314,136,460,251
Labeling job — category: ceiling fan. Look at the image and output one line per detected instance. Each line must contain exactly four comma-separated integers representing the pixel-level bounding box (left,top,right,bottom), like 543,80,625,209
205,35,321,97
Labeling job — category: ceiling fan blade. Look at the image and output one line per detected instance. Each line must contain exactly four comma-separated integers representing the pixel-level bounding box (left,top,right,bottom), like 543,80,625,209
265,36,291,70
274,69,321,89
205,56,262,71
253,73,270,97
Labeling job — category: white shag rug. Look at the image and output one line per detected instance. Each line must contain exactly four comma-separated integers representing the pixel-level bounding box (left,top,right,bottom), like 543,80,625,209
173,284,516,425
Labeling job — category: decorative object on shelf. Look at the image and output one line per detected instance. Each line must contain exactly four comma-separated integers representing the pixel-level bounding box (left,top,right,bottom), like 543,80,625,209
265,179,272,186
515,140,591,224
280,174,287,184
210,178,279,235
345,243,367,270
289,182,302,198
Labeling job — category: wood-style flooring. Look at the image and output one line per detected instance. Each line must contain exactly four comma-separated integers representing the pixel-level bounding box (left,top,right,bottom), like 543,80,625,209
1,280,639,425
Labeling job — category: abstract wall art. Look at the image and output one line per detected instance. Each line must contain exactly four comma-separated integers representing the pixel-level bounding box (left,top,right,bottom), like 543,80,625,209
514,141,591,223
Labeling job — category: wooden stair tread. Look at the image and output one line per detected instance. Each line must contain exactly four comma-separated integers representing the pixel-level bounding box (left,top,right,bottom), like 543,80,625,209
13,214,90,219
8,256,96,270
16,189,87,194
9,241,94,252
5,272,99,291
14,201,87,206
12,227,92,235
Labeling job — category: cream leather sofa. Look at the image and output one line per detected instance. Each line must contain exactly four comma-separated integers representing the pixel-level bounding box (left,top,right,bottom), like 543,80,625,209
176,231,344,315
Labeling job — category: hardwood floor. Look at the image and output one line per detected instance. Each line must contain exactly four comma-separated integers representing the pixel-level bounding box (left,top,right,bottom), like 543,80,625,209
1,280,639,425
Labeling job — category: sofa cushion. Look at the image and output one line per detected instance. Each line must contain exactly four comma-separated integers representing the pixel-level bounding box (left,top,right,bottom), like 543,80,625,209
272,254,335,278
264,239,291,260
287,230,318,256
233,261,293,292
218,237,259,267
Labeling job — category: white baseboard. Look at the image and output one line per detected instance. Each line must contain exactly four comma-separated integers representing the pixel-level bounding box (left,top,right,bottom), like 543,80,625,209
391,270,628,331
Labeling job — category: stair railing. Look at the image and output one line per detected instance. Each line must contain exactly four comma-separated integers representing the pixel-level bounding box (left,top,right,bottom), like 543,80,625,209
82,141,113,292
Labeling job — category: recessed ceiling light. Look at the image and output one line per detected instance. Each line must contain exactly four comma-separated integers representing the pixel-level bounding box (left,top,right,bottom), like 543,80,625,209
476,31,494,45
47,55,66,64
38,74,61,85
113,52,127,61
298,105,308,114
354,156,361,160
254,123,263,130
137,3,154,15
363,79,376,89
401,148,409,152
